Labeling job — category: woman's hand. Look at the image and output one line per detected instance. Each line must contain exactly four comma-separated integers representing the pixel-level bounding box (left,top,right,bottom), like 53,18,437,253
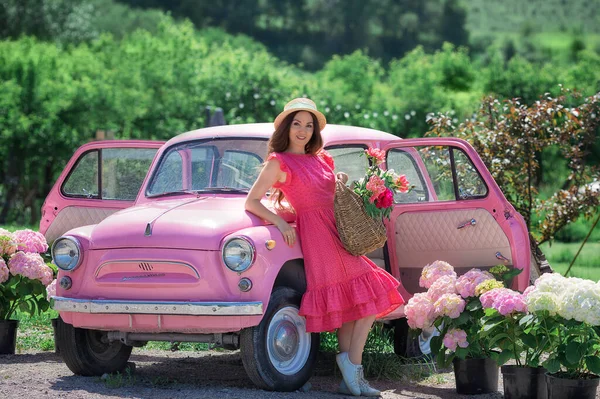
276,220,297,247
336,172,349,185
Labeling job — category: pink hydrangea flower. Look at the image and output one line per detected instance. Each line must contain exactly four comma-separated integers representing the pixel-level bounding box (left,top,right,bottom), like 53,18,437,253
8,251,53,285
46,279,57,300
443,328,469,352
427,274,458,302
455,269,495,298
0,228,17,256
12,229,49,253
366,175,386,202
405,292,435,329
433,293,466,319
365,148,385,165
481,288,527,316
419,260,456,289
0,258,9,284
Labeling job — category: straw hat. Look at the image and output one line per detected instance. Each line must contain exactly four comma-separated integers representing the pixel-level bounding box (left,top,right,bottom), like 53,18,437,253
274,98,327,130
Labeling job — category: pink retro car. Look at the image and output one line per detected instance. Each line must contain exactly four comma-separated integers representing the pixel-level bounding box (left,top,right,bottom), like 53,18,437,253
42,123,530,391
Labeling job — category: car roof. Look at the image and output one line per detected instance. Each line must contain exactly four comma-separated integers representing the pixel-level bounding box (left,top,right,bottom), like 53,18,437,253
166,123,399,147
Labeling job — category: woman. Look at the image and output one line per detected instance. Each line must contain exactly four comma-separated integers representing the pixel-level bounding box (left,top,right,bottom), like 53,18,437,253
245,98,404,396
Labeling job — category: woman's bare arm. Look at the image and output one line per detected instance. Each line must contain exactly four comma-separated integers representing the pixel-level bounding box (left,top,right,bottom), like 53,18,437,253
245,159,297,246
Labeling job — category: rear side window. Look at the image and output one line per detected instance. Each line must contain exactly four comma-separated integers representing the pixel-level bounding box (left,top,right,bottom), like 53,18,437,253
62,148,157,200
326,145,368,184
386,145,488,203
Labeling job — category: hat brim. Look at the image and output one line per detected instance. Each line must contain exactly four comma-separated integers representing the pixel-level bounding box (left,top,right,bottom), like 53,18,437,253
274,108,327,130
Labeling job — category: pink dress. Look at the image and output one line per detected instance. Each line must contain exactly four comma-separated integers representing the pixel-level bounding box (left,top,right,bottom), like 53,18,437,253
268,150,404,333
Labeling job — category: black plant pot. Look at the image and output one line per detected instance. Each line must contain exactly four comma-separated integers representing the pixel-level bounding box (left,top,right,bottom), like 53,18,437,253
0,319,19,355
502,365,547,399
453,357,499,395
546,372,600,399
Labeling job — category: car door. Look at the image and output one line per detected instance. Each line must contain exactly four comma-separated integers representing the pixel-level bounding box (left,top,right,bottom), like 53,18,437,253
40,140,164,244
383,138,530,295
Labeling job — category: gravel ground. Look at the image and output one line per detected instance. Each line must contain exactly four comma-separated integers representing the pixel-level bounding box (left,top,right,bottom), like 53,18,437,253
0,349,597,399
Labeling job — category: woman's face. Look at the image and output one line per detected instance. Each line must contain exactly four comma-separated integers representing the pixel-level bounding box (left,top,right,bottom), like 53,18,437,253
288,111,314,152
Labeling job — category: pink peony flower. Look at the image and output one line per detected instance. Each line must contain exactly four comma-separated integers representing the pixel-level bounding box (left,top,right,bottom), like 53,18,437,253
405,292,435,329
366,175,386,202
46,279,57,300
481,288,527,316
455,269,495,298
12,229,48,253
375,188,394,209
0,258,9,283
394,174,410,193
8,251,53,284
443,328,469,352
427,274,458,302
419,260,457,289
433,293,466,319
366,148,385,165
0,228,17,256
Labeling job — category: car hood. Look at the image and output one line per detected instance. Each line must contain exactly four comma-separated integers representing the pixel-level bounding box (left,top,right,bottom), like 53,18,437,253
89,196,274,250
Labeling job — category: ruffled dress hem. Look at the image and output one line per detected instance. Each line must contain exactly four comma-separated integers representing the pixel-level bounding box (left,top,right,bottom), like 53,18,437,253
299,260,404,333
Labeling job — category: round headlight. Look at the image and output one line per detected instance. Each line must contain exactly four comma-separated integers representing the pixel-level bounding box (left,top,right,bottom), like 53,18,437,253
222,237,255,273
51,236,82,271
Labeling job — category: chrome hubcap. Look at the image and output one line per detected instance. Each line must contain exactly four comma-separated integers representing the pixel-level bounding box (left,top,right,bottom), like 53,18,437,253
266,306,311,375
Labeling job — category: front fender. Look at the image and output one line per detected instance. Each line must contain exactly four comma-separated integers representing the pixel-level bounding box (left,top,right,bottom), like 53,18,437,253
221,225,304,323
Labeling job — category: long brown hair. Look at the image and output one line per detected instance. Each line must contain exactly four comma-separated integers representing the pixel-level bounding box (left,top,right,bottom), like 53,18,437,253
267,111,323,209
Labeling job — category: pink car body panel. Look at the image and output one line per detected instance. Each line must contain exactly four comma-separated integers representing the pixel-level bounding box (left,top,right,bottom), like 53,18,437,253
48,123,530,334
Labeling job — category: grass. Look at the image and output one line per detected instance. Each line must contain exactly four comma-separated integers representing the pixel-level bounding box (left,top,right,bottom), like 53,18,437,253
541,242,600,281
14,309,58,352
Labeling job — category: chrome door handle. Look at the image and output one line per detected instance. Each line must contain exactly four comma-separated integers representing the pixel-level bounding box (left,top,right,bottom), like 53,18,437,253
457,218,476,229
495,252,510,263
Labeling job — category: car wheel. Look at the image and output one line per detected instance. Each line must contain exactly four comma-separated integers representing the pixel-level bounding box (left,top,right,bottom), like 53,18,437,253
55,317,133,376
240,287,319,391
393,318,438,358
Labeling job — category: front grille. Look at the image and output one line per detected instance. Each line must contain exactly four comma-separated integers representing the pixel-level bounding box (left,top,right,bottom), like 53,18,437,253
138,262,154,271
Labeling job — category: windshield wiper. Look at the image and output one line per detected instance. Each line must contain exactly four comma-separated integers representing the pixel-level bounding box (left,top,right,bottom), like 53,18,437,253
195,187,249,194
146,190,202,199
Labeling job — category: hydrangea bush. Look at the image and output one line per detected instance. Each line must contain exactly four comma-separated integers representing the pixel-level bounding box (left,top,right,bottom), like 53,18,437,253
404,260,521,367
0,228,56,320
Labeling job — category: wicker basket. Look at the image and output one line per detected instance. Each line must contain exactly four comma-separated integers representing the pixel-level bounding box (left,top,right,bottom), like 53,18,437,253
333,180,387,256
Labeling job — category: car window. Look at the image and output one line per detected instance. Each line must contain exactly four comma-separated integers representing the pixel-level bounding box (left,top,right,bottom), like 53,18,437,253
63,150,99,198
454,149,488,199
386,145,487,203
326,146,368,185
387,149,428,203
151,150,184,194
102,148,157,200
217,150,262,189
146,138,267,196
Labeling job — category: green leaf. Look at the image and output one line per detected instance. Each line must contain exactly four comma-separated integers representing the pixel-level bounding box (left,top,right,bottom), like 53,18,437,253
566,341,584,365
430,335,442,355
454,311,471,326
586,356,600,375
498,350,514,365
519,314,534,326
542,358,561,373
520,333,537,349
466,300,481,311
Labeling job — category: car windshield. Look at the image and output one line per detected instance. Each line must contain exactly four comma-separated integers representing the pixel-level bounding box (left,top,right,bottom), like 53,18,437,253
146,138,268,197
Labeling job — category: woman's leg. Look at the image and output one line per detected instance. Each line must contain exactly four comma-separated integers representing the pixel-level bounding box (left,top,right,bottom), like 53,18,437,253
348,314,376,365
337,321,355,353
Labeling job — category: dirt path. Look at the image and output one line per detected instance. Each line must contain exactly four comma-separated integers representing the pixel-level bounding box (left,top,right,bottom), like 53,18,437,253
0,349,594,399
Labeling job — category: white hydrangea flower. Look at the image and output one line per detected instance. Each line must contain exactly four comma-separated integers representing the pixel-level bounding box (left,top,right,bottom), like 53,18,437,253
526,291,560,316
558,283,600,325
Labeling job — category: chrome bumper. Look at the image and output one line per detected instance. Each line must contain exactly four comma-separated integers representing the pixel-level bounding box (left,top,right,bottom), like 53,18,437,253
52,296,263,316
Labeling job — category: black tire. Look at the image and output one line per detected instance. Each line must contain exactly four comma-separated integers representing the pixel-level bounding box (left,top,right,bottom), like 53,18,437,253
393,318,425,358
240,287,319,391
55,317,133,376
